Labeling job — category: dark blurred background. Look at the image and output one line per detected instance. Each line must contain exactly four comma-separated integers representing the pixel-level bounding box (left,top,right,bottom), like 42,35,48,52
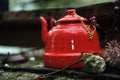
0,0,119,54
0,0,8,11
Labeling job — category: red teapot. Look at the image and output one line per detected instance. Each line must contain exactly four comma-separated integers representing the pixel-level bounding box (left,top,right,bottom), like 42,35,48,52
40,9,103,69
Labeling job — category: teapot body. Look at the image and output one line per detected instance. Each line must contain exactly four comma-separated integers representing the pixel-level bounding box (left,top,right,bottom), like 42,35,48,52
40,9,103,69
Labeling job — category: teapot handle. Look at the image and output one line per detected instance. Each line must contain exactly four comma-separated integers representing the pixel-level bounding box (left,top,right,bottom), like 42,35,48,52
89,16,105,41
50,18,57,28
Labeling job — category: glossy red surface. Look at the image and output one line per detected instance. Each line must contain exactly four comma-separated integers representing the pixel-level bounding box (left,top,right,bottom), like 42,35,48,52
40,9,103,69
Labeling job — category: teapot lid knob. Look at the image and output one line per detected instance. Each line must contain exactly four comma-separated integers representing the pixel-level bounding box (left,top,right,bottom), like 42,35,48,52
67,9,76,15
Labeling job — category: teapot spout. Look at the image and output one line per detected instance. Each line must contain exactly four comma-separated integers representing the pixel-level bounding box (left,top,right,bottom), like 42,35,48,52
40,16,48,43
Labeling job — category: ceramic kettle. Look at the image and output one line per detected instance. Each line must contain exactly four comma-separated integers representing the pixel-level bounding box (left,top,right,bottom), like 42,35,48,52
40,9,103,69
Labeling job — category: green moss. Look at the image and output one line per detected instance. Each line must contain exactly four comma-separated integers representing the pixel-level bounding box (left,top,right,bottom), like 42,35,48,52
0,70,39,80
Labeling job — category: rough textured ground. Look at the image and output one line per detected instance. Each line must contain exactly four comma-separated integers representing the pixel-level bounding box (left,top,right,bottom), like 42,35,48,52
0,55,84,80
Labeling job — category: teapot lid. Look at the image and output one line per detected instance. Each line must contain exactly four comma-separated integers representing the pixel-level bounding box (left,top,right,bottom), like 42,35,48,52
58,9,88,23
